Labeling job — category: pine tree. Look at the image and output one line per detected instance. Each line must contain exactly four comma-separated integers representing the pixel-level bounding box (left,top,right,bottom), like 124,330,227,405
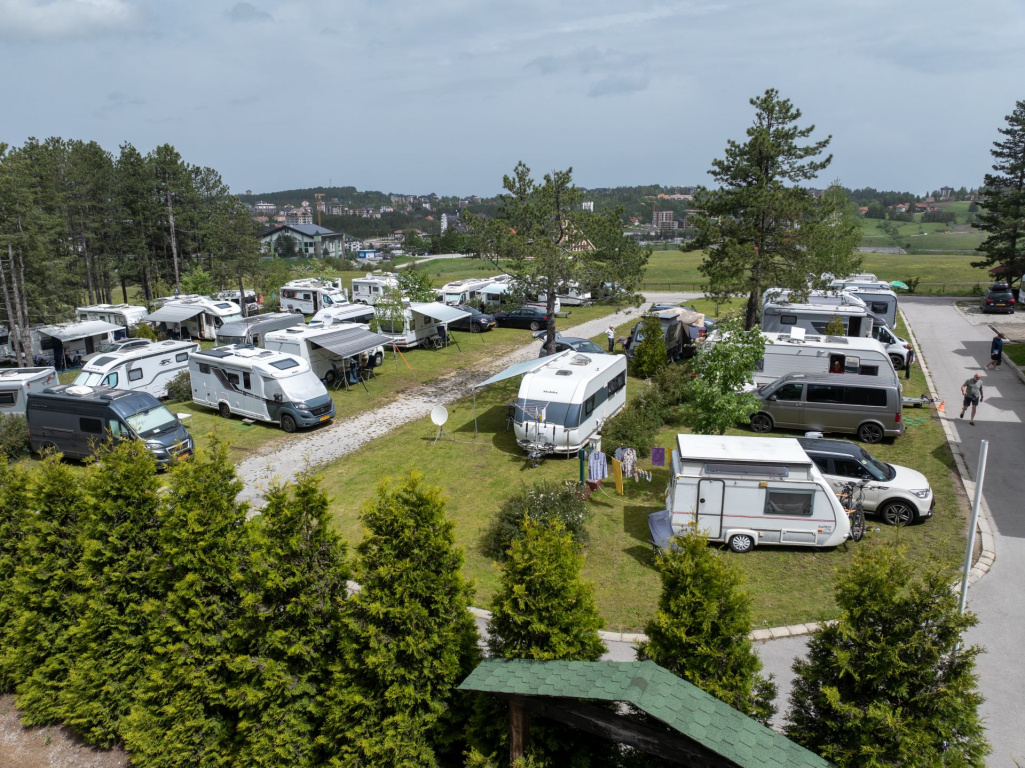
972,99,1025,293
630,314,668,379
2,457,86,700
636,532,776,724
51,441,164,747
121,444,249,767
321,472,480,767
232,471,350,768
786,545,989,767
0,459,31,691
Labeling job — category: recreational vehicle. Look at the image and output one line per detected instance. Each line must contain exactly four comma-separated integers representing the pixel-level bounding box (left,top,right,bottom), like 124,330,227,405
761,288,866,309
513,351,627,454
351,272,400,305
374,302,470,349
75,303,148,332
830,274,893,292
31,321,124,367
761,302,882,338
660,434,851,553
624,308,705,361
438,278,492,306
843,287,899,330
0,367,58,416
73,339,199,399
264,324,391,384
556,281,592,306
143,296,243,341
214,312,303,347
478,281,562,314
279,278,348,315
189,346,334,432
310,303,376,326
26,385,194,465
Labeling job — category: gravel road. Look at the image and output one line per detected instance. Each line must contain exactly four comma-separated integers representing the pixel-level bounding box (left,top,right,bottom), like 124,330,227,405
236,303,653,505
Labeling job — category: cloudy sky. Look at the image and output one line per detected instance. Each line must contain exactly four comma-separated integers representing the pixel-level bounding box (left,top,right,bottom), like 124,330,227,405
2,0,1023,196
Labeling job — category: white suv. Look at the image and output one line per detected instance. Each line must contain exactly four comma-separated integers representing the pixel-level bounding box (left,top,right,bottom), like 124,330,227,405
797,438,933,526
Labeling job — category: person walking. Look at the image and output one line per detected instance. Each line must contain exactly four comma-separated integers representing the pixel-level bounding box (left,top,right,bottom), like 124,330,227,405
606,325,616,353
960,372,984,425
985,332,1006,370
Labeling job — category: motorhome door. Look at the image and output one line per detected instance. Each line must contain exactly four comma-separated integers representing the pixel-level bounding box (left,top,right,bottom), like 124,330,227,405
697,479,725,538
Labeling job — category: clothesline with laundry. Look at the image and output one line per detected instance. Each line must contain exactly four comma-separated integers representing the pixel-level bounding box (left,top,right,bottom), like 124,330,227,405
585,443,655,494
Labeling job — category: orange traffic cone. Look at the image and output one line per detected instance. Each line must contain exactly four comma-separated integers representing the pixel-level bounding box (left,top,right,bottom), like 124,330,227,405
936,399,945,413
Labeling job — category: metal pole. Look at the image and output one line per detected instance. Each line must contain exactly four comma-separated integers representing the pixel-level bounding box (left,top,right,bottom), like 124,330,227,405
958,440,988,614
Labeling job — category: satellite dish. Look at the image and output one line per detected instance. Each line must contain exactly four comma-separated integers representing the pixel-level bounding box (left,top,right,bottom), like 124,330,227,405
430,405,449,426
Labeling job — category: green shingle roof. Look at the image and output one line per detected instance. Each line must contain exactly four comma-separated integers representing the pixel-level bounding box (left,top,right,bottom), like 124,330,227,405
459,659,834,768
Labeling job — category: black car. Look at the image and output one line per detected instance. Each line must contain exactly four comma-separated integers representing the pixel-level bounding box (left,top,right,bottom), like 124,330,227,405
493,306,549,330
981,282,1015,314
538,336,605,357
447,305,497,333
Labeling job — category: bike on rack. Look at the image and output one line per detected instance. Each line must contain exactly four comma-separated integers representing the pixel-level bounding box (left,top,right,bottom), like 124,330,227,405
837,480,867,542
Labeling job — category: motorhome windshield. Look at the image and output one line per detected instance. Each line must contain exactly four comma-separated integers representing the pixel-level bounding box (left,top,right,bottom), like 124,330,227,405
126,405,178,437
218,335,246,346
268,375,324,403
74,372,105,387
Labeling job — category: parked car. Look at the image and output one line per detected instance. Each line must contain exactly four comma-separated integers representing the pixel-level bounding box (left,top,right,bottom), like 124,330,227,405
538,336,605,357
83,337,152,362
981,282,1015,314
797,437,933,525
493,306,549,330
447,305,497,333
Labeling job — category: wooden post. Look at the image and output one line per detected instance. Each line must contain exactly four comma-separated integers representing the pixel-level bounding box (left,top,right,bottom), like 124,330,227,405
509,699,529,765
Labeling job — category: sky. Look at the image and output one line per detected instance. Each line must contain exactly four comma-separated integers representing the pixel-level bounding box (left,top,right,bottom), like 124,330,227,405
2,0,1024,197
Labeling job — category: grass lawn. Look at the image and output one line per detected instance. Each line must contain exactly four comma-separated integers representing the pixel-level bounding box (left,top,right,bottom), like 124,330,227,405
316,314,967,631
1002,343,1025,367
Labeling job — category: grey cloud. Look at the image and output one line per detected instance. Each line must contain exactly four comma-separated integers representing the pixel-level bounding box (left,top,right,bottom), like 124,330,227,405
228,2,271,22
94,90,145,117
527,47,651,97
587,72,650,98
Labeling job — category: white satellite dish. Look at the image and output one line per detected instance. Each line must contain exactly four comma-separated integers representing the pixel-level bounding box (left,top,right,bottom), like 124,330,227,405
431,405,450,444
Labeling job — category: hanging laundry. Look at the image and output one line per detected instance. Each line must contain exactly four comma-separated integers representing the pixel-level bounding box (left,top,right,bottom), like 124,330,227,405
621,448,638,481
651,446,666,467
587,450,608,482
611,457,624,495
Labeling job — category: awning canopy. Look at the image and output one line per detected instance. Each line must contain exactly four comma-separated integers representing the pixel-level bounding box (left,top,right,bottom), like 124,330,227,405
37,320,123,342
143,304,207,323
307,327,392,359
409,302,471,324
472,350,572,391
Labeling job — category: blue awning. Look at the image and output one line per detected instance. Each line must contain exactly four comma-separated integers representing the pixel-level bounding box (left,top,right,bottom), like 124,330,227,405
472,350,572,390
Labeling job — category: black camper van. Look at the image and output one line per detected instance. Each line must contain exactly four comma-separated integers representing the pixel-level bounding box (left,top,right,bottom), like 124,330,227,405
26,385,193,465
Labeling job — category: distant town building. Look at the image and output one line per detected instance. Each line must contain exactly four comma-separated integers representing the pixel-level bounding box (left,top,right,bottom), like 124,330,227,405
440,213,449,233
285,208,314,226
582,201,594,212
254,201,277,215
939,186,955,200
653,210,675,230
260,224,334,257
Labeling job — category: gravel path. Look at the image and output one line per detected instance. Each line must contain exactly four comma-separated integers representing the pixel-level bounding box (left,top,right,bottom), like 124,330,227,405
237,304,651,505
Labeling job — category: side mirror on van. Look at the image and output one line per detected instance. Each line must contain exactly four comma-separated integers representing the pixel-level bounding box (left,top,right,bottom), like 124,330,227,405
273,393,283,402
767,395,777,402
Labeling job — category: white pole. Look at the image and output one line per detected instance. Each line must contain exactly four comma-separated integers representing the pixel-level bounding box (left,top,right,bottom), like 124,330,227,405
958,440,988,614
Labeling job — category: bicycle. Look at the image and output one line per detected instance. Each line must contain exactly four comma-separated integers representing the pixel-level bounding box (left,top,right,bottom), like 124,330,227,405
837,480,867,542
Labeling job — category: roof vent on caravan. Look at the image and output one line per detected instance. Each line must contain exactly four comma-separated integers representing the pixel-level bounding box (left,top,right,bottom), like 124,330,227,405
556,370,574,376
569,355,592,366
788,327,806,343
66,385,94,396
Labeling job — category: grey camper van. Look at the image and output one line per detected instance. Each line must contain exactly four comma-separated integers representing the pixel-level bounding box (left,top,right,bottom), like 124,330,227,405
26,385,194,465
214,312,303,348
749,372,904,444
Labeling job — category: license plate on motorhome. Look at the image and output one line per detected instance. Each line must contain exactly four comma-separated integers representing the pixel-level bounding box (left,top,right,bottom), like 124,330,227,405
319,415,330,422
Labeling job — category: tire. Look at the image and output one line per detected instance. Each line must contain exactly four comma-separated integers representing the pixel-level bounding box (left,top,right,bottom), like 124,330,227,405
324,370,336,385
471,322,482,334
728,534,754,553
849,508,866,542
218,402,232,419
880,500,916,526
37,440,59,456
749,413,773,433
857,422,884,444
889,353,906,370
374,351,384,367
529,321,542,331
281,414,297,433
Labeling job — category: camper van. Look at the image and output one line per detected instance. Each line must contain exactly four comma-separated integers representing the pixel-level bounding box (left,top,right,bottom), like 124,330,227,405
73,339,199,399
279,278,348,315
144,296,243,341
351,272,400,305
761,302,882,338
26,385,194,465
75,304,148,331
310,303,376,326
438,279,492,306
477,281,562,314
513,351,627,454
264,324,391,384
214,312,304,347
727,331,897,387
0,367,58,416
843,287,899,330
189,346,334,432
624,308,705,361
374,302,470,349
660,434,851,553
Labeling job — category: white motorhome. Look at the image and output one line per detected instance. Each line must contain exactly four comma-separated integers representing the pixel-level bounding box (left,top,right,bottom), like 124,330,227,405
73,339,199,399
214,312,304,347
761,302,881,338
75,303,148,331
843,286,899,330
761,288,866,309
32,321,124,367
556,281,592,307
478,281,562,314
351,272,400,305
830,274,893,292
374,302,470,349
189,346,335,432
740,331,897,387
264,324,391,384
279,278,348,315
144,296,243,341
0,367,58,416
310,303,376,326
216,289,261,315
662,434,851,552
438,278,492,306
513,350,627,454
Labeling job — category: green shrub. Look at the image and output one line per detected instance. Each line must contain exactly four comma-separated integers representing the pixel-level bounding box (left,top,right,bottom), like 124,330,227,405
0,414,30,460
630,314,668,379
481,479,590,561
132,323,159,341
600,405,662,458
164,371,192,403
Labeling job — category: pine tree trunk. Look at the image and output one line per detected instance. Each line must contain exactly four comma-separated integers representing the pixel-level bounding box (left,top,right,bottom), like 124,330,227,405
0,245,23,365
120,276,128,304
238,272,248,318
168,200,180,290
84,245,96,305
16,247,31,365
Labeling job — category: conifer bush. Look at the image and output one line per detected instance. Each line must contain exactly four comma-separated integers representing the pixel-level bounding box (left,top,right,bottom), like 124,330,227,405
481,478,589,561
163,370,192,403
630,314,668,379
0,459,32,692
0,414,30,460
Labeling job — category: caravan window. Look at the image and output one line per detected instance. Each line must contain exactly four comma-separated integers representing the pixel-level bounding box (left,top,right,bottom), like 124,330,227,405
870,302,889,315
226,372,241,386
199,364,211,374
781,314,797,326
513,398,580,428
764,490,814,517
0,391,16,406
243,372,252,390
270,358,300,370
584,395,596,416
175,352,189,362
607,372,626,397
858,365,879,376
128,368,143,382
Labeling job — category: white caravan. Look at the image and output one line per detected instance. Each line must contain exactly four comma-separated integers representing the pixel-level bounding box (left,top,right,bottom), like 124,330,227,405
144,296,243,341
214,312,304,347
189,346,335,432
33,321,124,366
351,272,400,305
264,324,391,385
438,278,492,306
744,331,897,387
75,304,148,331
73,339,199,399
310,303,376,326
0,367,58,416
761,302,881,338
279,278,348,314
513,350,627,454
478,281,562,314
374,302,470,349
830,274,893,292
216,290,261,315
662,434,851,552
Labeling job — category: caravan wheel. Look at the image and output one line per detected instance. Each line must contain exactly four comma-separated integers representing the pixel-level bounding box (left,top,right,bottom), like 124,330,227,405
218,402,232,419
374,351,384,367
728,534,754,553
